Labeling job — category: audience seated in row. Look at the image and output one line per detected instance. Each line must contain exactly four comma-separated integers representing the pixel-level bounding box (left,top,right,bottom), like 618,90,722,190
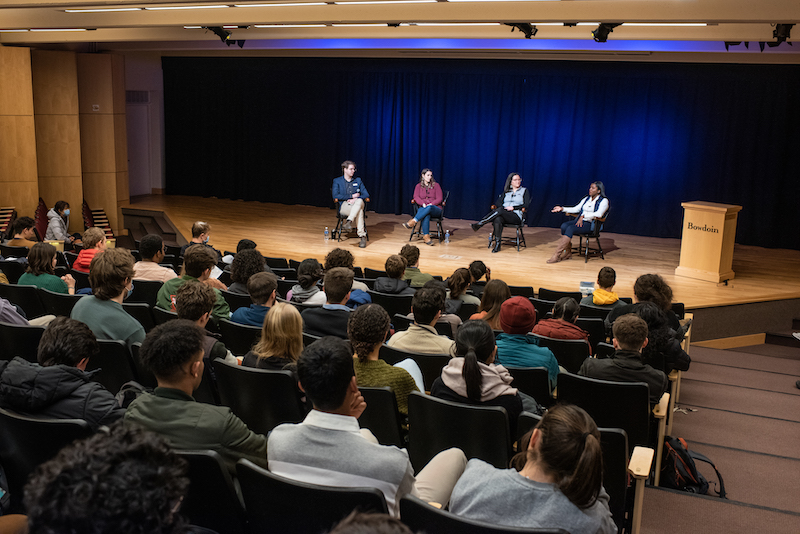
125,320,268,472
374,254,415,296
581,266,626,309
267,336,467,517
0,317,124,431
72,227,107,274
18,242,75,295
156,245,230,324
349,304,421,415
230,271,278,327
228,249,268,295
175,281,237,365
532,297,592,354
579,313,668,406
8,216,38,249
302,267,354,339
469,279,510,331
387,286,455,354
242,301,303,374
290,258,324,304
430,320,532,437
180,220,222,263
133,233,179,282
71,247,145,349
399,244,434,288
326,248,370,294
447,267,480,307
606,273,682,332
467,260,491,298
632,301,691,375
494,296,560,390
449,404,615,533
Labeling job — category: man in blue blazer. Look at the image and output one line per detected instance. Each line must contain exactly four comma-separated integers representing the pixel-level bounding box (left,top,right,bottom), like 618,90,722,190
332,160,370,248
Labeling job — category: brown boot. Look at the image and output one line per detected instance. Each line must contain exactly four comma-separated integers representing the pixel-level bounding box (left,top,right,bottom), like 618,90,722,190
561,244,573,261
547,236,571,263
423,234,435,246
402,218,416,230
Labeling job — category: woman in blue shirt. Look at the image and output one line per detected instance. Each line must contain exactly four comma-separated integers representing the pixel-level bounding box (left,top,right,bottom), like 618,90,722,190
471,173,531,253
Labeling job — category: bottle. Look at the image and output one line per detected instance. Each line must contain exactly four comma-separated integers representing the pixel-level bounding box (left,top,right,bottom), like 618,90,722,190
444,230,450,244
324,227,329,242
488,232,493,247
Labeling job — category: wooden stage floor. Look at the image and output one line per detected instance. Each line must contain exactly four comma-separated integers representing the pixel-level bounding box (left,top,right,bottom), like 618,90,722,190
125,195,800,311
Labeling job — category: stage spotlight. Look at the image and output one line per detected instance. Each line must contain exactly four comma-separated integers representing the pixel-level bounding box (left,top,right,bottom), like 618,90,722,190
504,22,537,39
723,41,741,51
768,23,793,47
235,40,246,48
205,26,231,44
592,22,621,43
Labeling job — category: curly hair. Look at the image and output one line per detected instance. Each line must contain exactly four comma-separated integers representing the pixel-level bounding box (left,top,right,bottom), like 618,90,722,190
633,273,673,312
324,248,355,271
24,420,189,534
37,317,99,367
398,244,420,267
348,304,390,362
230,249,266,284
90,248,135,301
447,267,472,299
139,320,206,381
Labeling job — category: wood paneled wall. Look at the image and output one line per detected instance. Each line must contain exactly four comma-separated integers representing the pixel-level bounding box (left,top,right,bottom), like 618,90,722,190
0,46,39,216
31,50,84,234
77,53,128,234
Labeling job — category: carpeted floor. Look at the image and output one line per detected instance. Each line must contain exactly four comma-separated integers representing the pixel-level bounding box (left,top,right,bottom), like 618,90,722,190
640,343,800,532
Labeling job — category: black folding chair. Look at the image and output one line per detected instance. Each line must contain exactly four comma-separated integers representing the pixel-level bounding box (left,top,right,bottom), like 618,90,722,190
358,386,405,448
218,318,261,356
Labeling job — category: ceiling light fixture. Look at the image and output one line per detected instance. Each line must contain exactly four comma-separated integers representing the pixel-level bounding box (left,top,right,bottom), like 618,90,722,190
504,22,537,38
65,7,143,12
233,2,326,6
592,22,621,42
145,5,229,10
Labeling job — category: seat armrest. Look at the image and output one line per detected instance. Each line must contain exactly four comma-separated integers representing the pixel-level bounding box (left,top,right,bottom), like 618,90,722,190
628,446,654,534
652,392,670,419
652,392,669,487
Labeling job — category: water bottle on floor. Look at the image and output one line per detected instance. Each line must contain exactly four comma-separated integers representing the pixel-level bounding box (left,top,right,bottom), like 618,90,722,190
324,227,329,242
444,230,450,244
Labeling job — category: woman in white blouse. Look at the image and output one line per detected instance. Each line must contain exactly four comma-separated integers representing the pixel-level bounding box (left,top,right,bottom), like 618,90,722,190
548,181,609,263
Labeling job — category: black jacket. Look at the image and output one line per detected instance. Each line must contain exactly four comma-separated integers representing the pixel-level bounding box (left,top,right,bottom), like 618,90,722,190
0,357,124,430
373,277,415,296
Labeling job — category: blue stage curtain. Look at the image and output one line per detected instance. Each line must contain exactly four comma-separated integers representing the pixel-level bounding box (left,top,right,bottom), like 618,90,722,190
163,58,800,249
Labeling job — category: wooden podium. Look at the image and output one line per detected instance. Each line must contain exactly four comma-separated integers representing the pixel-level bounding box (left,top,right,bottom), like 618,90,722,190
675,201,742,283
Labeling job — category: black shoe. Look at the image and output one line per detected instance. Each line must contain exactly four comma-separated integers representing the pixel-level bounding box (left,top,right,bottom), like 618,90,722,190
492,242,501,253
796,380,800,390
471,223,481,232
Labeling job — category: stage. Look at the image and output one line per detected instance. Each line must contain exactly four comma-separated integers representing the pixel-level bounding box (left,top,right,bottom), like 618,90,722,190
124,195,800,342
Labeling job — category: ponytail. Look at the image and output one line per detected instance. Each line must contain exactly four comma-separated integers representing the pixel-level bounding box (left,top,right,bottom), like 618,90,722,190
462,348,483,402
557,432,603,508
454,320,497,402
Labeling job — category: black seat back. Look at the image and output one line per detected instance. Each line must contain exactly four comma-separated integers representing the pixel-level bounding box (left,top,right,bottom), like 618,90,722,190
220,290,252,312
528,334,589,374
69,269,90,290
84,339,137,394
236,459,388,533
0,244,29,258
507,285,534,298
176,450,246,534
37,287,83,316
152,306,179,325
127,279,163,307
358,386,405,448
0,283,47,319
378,345,450,391
363,267,387,279
579,304,613,319
537,288,583,302
367,290,413,318
264,256,289,269
122,302,156,332
407,391,510,471
218,318,261,356
0,322,46,363
211,359,304,434
0,407,92,513
575,316,606,352
507,367,552,407
528,297,555,323
0,260,26,284
130,342,158,388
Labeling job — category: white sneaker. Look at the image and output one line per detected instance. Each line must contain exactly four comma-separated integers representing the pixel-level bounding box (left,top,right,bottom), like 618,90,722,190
793,332,800,342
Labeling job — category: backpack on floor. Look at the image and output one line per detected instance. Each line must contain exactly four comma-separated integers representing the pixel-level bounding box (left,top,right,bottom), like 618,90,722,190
661,436,727,498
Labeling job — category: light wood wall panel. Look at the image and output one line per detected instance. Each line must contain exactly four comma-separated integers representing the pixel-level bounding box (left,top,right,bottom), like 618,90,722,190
0,47,39,216
77,53,127,233
32,50,83,232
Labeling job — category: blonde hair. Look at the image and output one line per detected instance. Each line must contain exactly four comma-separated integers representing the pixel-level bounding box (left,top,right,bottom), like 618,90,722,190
251,302,303,362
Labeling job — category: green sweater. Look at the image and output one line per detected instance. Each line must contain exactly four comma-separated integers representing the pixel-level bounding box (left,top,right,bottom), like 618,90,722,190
156,275,231,322
18,272,69,294
353,358,419,415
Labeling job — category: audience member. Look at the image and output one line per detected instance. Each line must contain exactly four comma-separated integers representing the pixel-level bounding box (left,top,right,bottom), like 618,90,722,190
579,314,668,406
228,248,268,294
133,233,179,282
468,260,491,298
0,317,123,430
71,227,107,273
631,301,691,375
242,302,303,372
449,404,615,534
24,421,191,534
606,273,681,332
125,320,268,471
18,242,75,295
349,304,421,415
221,238,260,266
327,511,414,534
399,244,434,288
495,297,559,390
175,281,236,364
447,267,481,306
45,200,81,247
581,266,626,309
469,279,511,330
156,244,230,323
7,216,38,249
301,267,354,338
290,258,324,304
325,247,369,292
179,220,222,261
267,336,466,516
0,296,50,326
71,248,145,348
231,271,278,326
374,254,415,296
387,286,455,354
431,320,530,436
532,297,592,353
